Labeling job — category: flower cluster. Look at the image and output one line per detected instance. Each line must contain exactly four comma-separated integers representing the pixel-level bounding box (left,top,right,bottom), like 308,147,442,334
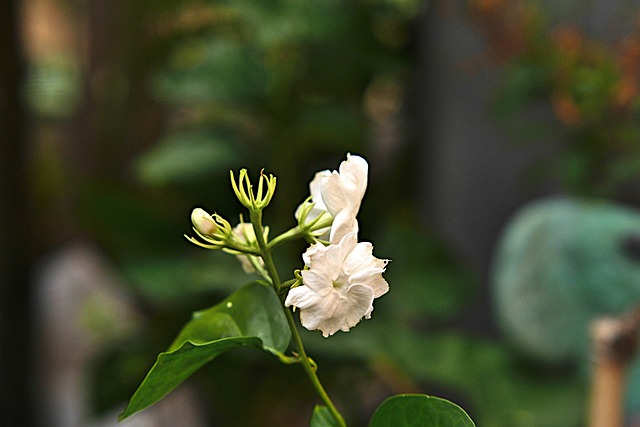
186,154,389,338
286,154,389,337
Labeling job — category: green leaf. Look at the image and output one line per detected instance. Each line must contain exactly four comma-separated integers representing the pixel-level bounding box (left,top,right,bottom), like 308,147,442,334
168,281,291,353
369,394,476,427
310,405,341,427
119,282,291,420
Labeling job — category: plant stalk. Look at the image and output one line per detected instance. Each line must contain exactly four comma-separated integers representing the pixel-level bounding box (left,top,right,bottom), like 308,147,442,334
249,209,346,427
268,225,304,249
284,307,346,427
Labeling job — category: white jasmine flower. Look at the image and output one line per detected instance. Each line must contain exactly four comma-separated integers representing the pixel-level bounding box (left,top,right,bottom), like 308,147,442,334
296,154,368,243
229,223,267,274
285,232,389,337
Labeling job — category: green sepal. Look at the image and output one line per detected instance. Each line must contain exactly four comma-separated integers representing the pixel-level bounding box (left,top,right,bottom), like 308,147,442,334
119,282,291,420
369,394,476,427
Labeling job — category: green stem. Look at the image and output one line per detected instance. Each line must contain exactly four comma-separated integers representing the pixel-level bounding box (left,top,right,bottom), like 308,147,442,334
249,209,346,427
284,307,347,427
268,225,304,249
268,214,334,250
249,209,281,286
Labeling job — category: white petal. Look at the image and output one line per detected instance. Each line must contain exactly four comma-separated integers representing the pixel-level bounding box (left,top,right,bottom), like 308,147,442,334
329,232,359,272
336,232,358,255
339,154,368,197
329,209,358,244
298,284,374,337
321,155,367,216
321,171,350,216
349,269,389,298
336,283,375,333
297,290,342,336
370,276,389,298
309,170,331,210
288,285,369,337
285,285,324,309
299,234,357,298
343,241,375,272
302,242,322,266
301,267,333,297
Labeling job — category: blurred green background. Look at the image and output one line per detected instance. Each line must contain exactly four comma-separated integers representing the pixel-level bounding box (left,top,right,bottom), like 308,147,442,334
4,0,640,426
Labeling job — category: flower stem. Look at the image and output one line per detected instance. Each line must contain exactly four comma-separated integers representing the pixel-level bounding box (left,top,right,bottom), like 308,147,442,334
249,209,282,285
284,307,347,427
268,225,304,249
249,209,346,427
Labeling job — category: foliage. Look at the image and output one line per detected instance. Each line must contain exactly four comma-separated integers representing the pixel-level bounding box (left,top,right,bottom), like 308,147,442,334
120,282,291,420
117,158,476,425
469,0,640,197
369,395,475,427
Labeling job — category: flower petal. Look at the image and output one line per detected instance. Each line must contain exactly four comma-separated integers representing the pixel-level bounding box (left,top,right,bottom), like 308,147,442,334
321,172,350,217
321,154,367,217
334,232,358,265
338,153,368,197
302,243,320,266
301,267,333,297
343,241,375,273
349,268,389,298
338,283,375,332
309,170,331,210
297,284,374,337
298,291,342,336
329,208,358,244
285,285,324,310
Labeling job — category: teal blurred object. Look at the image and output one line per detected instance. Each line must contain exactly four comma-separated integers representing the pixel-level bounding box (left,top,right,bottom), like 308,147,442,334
492,198,640,415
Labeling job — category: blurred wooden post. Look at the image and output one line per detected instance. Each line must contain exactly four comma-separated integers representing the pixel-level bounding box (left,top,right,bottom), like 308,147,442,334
589,307,640,427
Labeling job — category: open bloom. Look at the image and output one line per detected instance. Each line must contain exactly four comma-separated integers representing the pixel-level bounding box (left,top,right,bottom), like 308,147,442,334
295,154,368,243
285,232,389,337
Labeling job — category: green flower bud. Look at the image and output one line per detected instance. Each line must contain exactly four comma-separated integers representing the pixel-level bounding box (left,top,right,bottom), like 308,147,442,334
230,169,277,211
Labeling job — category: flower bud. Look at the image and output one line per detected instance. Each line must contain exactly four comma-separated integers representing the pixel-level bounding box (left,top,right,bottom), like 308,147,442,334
230,169,277,211
191,208,218,236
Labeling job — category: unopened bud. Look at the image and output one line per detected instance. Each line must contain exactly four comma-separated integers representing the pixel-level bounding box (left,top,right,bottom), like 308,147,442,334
191,208,218,236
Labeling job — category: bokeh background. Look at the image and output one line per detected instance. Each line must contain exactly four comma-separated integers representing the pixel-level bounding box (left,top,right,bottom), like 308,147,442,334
3,0,640,426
